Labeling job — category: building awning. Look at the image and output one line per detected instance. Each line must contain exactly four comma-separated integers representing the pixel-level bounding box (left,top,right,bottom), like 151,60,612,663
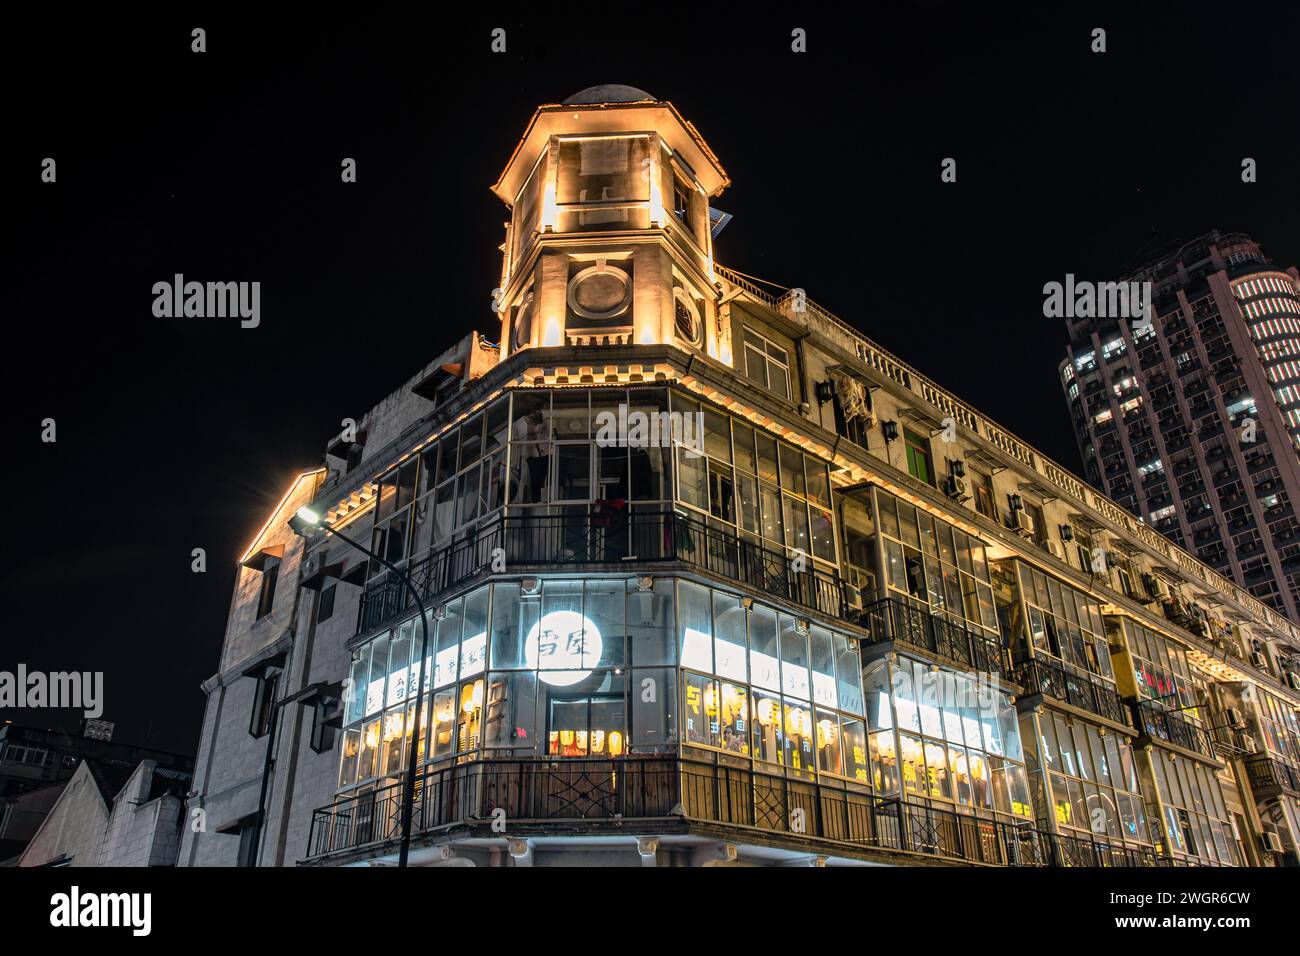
1067,511,1105,532
326,431,367,460
300,561,345,592
240,544,284,572
412,362,465,400
1018,480,1058,504
340,561,369,586
967,448,1009,475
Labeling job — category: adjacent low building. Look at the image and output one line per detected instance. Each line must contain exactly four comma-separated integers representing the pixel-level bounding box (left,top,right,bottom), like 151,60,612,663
182,86,1300,867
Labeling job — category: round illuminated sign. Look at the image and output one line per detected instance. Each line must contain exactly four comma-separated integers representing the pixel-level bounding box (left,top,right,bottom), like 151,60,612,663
525,610,603,687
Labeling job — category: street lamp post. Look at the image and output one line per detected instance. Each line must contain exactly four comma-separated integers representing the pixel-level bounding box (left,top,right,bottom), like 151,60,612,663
291,506,429,868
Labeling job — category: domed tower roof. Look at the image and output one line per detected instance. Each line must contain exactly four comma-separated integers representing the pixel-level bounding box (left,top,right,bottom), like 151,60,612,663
562,84,657,105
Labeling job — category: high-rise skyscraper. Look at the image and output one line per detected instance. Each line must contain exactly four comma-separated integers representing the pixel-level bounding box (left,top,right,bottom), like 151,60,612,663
1060,231,1300,621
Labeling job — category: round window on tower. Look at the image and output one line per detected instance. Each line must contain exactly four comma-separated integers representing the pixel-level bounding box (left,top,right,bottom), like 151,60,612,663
674,287,702,348
567,262,631,321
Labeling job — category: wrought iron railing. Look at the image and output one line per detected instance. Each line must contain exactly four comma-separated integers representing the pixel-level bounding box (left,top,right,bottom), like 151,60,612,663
357,510,848,634
858,597,1006,675
1244,754,1300,794
305,756,1165,867
1133,699,1213,758
1009,657,1129,727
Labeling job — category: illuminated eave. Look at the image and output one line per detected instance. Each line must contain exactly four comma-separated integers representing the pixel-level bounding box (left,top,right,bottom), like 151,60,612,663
238,467,326,566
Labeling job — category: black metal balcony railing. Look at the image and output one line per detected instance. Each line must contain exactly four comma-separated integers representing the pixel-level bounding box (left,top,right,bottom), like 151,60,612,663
1009,657,1129,727
1244,755,1300,795
1132,699,1214,758
304,756,1163,867
358,511,849,634
858,597,1005,676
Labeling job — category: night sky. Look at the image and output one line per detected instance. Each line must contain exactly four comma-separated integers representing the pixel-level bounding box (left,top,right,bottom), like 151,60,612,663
7,6,1298,755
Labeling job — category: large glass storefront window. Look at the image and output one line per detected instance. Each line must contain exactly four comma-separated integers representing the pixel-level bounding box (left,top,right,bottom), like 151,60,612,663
864,656,1030,822
677,579,867,783
876,489,998,639
1150,749,1239,865
1038,710,1149,847
336,575,876,795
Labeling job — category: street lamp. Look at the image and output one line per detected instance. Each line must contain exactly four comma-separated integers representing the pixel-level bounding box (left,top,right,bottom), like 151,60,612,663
290,505,429,868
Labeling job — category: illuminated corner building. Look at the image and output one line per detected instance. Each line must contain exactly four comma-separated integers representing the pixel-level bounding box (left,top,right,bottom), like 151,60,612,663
181,90,1300,868
1059,231,1300,621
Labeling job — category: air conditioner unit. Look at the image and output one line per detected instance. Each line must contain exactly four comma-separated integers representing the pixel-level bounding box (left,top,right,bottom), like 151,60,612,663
1007,510,1035,538
1251,652,1270,671
1261,831,1284,854
1047,540,1065,560
943,475,971,502
1225,707,1247,731
1238,735,1258,755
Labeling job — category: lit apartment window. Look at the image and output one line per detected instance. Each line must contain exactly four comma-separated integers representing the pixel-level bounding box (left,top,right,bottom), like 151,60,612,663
256,560,280,620
742,329,791,401
903,428,934,486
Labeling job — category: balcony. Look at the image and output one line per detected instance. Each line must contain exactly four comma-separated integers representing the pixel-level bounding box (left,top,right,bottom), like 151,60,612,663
1244,755,1300,796
858,597,1005,676
1132,699,1213,758
357,510,849,635
302,756,1161,867
1009,657,1128,726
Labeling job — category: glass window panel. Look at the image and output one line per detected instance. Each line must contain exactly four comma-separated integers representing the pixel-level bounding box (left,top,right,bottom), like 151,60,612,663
630,667,676,752
461,587,489,679
584,580,625,669
484,671,538,753
681,671,722,749
755,433,779,483
718,682,750,755
678,580,713,672
780,697,811,775
871,730,900,793
877,493,899,539
713,591,748,681
834,635,864,716
809,626,837,709
780,620,810,700
748,605,780,691
759,482,784,544
924,741,951,799
816,710,843,776
840,717,869,782
430,688,457,761
733,421,756,475
752,691,784,765
783,494,809,554
628,579,675,666
806,458,830,507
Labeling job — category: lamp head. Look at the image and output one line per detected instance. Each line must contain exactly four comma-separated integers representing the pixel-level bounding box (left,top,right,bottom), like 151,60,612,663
289,506,325,538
